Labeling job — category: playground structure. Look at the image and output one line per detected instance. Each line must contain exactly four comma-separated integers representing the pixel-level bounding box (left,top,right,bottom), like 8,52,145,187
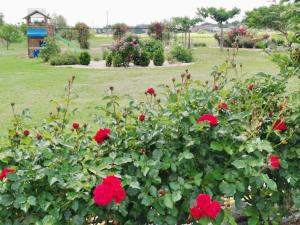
24,10,55,58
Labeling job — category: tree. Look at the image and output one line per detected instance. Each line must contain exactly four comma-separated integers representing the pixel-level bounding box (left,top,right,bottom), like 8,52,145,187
75,22,90,49
0,13,4,26
171,17,201,48
51,14,68,31
148,22,164,40
112,23,128,41
0,24,22,50
245,3,300,40
197,7,240,51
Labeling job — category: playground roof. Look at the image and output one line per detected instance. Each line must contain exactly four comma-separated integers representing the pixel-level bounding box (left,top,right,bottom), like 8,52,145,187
24,10,51,20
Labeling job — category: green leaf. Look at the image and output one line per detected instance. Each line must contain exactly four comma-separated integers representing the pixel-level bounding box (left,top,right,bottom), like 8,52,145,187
219,181,236,196
172,191,182,202
0,194,14,206
27,196,37,206
261,174,277,191
210,141,223,151
163,193,174,209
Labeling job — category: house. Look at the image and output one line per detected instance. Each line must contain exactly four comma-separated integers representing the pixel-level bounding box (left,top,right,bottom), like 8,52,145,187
24,10,55,58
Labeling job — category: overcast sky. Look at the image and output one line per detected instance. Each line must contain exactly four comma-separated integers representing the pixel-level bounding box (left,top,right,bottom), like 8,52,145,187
1,0,273,26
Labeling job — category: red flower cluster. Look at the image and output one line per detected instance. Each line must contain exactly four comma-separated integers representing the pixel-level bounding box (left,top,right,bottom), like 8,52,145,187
190,194,221,220
146,88,155,95
273,119,287,131
217,102,228,110
73,122,80,129
93,175,126,206
269,155,281,169
94,128,111,144
139,114,145,121
248,83,254,91
197,114,218,126
0,168,15,180
23,130,30,136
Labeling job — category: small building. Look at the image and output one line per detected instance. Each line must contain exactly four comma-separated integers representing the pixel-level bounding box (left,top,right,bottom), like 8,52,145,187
24,10,55,58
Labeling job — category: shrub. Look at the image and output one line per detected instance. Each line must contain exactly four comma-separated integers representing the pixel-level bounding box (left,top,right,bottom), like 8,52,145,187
171,44,193,63
255,41,268,49
112,53,123,67
105,52,113,67
271,37,285,46
237,36,255,48
139,51,150,67
102,48,110,60
50,51,79,65
193,42,207,47
143,38,164,59
75,22,90,49
112,23,128,40
148,22,164,40
79,51,91,65
39,37,61,62
153,49,165,66
1,53,300,224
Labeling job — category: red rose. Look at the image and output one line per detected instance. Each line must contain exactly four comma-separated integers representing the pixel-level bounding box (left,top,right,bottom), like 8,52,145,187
94,128,111,144
23,130,30,136
190,193,221,220
0,168,15,180
36,134,43,140
146,88,155,95
248,83,254,91
217,102,228,110
190,205,204,219
269,112,273,118
206,201,221,219
139,114,145,121
197,114,218,126
73,122,80,129
93,175,126,206
273,119,287,131
269,155,280,169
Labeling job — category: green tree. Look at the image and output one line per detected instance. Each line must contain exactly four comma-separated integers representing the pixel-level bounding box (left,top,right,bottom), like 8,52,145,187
171,17,201,48
245,3,300,40
0,12,4,26
112,23,128,41
197,7,240,51
52,14,68,31
0,24,22,50
75,22,90,49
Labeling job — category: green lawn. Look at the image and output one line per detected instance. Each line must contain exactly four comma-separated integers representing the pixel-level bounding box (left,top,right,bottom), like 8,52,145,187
0,36,281,133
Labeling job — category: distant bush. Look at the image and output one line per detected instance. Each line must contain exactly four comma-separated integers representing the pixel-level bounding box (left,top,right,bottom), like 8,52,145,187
171,44,193,63
39,38,61,62
112,53,123,67
193,42,207,47
237,36,255,48
139,51,151,67
255,41,268,49
106,53,113,67
153,49,165,66
112,23,128,40
50,52,78,66
93,56,101,61
271,37,285,46
79,51,91,65
148,22,164,40
102,48,110,60
75,22,90,49
143,38,164,59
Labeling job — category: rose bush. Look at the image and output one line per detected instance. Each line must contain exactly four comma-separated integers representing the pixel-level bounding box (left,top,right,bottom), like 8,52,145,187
0,51,300,225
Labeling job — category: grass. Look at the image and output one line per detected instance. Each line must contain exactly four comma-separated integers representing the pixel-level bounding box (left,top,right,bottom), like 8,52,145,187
0,34,282,134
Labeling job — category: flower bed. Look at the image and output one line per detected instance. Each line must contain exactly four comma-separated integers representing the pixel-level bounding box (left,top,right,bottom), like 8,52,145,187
0,52,300,224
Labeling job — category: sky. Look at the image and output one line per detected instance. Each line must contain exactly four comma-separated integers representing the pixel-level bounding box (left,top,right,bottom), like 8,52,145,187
1,0,274,27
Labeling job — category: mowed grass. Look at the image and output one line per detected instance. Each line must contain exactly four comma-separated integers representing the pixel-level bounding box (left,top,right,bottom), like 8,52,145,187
0,34,281,133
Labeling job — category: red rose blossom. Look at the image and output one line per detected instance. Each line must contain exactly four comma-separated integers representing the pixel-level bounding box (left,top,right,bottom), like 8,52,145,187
248,83,254,91
190,193,221,220
73,122,80,129
0,168,15,180
197,114,218,126
94,128,111,144
273,119,287,131
93,175,126,206
217,102,228,110
139,114,145,121
146,88,155,95
23,130,30,136
269,155,280,169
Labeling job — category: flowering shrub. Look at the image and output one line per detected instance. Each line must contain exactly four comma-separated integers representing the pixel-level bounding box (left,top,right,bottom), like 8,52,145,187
0,51,300,224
